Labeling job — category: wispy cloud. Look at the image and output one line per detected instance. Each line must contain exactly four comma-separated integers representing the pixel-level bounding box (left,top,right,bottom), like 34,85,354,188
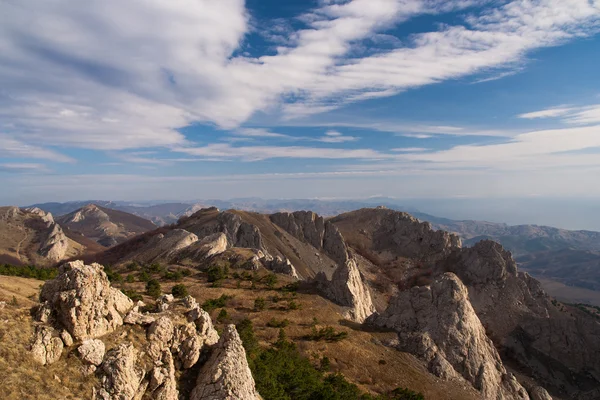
518,107,576,119
0,163,49,173
518,104,600,125
0,134,74,162
317,130,359,143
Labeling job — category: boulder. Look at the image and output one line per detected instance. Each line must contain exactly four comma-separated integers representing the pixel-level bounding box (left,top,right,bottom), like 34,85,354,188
190,325,259,400
78,339,106,366
147,350,179,400
529,386,553,400
39,261,134,340
31,326,63,365
186,306,219,346
60,330,73,347
265,256,299,279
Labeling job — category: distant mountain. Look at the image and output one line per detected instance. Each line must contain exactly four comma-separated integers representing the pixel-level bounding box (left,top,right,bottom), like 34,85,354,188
56,204,156,247
0,206,103,266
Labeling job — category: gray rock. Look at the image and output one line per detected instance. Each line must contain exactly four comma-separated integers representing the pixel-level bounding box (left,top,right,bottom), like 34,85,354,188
190,325,259,400
39,260,134,340
95,343,145,400
78,339,106,366
369,273,529,399
31,325,63,365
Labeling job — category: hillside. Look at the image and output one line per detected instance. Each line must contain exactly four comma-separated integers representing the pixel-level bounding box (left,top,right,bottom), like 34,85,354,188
0,206,101,266
56,204,156,247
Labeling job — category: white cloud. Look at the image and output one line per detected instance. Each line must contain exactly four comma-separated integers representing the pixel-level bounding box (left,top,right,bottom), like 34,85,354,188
518,107,575,119
0,163,48,173
0,134,74,162
318,130,359,143
391,147,430,152
172,143,391,161
1,0,598,154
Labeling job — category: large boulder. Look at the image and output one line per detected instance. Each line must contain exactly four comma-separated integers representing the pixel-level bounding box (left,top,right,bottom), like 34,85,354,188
78,339,106,366
39,260,134,340
190,325,259,400
369,273,530,400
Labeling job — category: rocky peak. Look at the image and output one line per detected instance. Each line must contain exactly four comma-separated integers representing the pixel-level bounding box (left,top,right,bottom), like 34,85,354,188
368,273,531,400
190,324,260,400
38,260,134,340
38,222,69,262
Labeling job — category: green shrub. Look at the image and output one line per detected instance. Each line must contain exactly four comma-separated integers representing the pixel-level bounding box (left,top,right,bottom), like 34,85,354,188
281,282,299,292
171,284,188,298
202,294,234,311
146,279,162,298
266,318,290,328
126,262,138,271
305,326,348,342
287,300,300,310
148,263,164,273
264,273,278,289
319,356,331,372
126,274,135,283
254,297,266,311
0,264,58,280
207,265,228,283
138,271,151,282
181,268,192,277
163,271,183,281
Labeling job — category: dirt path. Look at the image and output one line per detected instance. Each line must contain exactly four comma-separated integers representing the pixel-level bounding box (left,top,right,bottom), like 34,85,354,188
15,229,28,262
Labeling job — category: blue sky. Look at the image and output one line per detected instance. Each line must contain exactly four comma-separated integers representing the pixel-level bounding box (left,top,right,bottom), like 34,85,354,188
1,0,600,210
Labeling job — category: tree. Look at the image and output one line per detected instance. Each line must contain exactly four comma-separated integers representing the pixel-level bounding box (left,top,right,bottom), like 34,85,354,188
254,297,266,311
146,279,161,298
171,284,188,298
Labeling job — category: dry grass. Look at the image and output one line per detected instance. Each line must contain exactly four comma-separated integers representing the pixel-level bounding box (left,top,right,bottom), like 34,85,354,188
0,280,97,400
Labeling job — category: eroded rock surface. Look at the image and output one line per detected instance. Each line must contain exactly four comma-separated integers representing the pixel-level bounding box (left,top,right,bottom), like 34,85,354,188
31,325,64,365
95,343,145,400
39,260,134,340
190,325,259,400
369,273,530,399
78,339,106,366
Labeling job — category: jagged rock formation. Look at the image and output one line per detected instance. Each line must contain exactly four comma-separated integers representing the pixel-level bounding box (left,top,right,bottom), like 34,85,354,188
39,222,70,262
178,232,228,260
180,208,264,251
132,229,199,263
190,325,260,400
38,260,134,340
369,273,530,400
57,204,156,247
271,211,375,322
264,255,299,279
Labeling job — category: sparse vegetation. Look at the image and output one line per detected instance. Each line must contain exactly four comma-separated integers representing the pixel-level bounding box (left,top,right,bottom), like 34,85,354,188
266,318,290,328
171,284,188,298
207,265,229,286
121,289,143,302
236,318,423,400
287,300,300,310
254,297,266,311
0,264,57,281
305,326,349,342
217,308,228,323
162,270,183,281
264,273,278,289
202,294,234,312
145,279,162,298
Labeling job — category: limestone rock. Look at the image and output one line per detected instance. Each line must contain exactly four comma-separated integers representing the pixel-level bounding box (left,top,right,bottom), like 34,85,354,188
172,323,203,369
147,350,179,400
265,256,299,279
38,222,69,262
316,259,375,323
369,273,529,400
78,339,106,366
0,301,5,310
147,316,174,359
33,301,52,323
96,343,145,400
190,325,259,400
39,260,134,340
529,386,553,400
124,310,156,326
31,325,63,365
186,306,219,346
60,330,73,347
180,232,228,260
182,295,198,309
133,229,199,263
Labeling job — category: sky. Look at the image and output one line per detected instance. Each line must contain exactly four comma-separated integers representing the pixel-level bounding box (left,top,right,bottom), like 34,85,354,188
1,0,600,226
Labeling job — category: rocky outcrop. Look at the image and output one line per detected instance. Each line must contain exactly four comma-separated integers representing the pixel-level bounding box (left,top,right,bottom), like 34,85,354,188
39,260,134,340
30,325,64,365
271,211,374,322
369,273,530,399
181,209,264,251
133,229,199,263
178,232,228,260
529,386,553,400
264,256,299,279
39,222,69,262
190,324,259,400
95,343,145,400
316,259,375,323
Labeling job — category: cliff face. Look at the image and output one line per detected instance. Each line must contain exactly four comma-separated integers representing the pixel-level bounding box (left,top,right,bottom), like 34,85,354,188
369,273,530,400
271,211,375,322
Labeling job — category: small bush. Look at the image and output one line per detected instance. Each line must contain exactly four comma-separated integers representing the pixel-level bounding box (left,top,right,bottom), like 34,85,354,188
181,268,192,277
305,326,348,342
217,308,228,323
148,263,164,273
263,273,278,289
171,284,188,298
281,282,299,292
319,356,331,372
126,262,138,271
287,300,300,310
389,387,425,400
146,279,162,298
254,297,266,311
163,271,183,281
207,265,228,283
202,294,234,312
266,318,290,328
138,271,151,282
126,274,135,283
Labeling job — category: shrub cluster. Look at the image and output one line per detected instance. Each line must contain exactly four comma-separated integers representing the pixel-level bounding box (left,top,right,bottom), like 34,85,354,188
305,326,349,342
0,264,57,281
202,294,233,311
171,284,188,298
236,319,424,400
